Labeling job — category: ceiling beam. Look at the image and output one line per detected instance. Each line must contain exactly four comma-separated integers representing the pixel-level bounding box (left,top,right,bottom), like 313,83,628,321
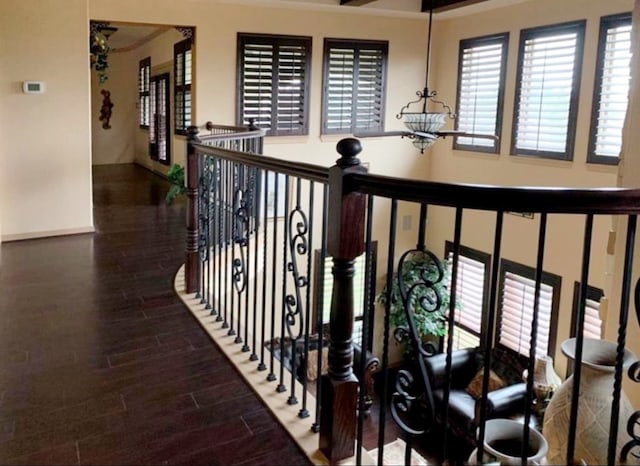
421,0,492,13
340,0,377,6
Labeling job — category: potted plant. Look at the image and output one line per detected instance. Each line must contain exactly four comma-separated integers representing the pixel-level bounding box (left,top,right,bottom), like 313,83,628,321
165,163,186,204
376,249,451,353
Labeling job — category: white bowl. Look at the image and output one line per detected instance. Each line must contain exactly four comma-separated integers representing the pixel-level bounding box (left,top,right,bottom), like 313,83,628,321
402,112,447,133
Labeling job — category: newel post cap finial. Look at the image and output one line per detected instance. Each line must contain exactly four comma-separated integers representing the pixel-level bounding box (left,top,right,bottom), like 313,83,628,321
336,138,362,168
186,125,200,142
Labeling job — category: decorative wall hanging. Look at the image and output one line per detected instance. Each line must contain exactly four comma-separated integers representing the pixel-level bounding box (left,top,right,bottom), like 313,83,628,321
99,89,113,129
90,21,117,84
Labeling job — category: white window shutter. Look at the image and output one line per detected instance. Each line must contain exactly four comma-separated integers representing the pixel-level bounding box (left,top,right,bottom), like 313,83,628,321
499,272,554,359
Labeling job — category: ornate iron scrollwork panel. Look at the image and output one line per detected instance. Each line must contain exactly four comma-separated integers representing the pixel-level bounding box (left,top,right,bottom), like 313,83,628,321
285,206,309,340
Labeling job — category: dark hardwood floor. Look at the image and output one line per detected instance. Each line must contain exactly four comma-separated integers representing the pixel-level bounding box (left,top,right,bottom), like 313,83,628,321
0,164,311,466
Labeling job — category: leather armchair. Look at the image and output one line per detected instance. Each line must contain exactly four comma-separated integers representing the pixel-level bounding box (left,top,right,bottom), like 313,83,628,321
423,347,528,443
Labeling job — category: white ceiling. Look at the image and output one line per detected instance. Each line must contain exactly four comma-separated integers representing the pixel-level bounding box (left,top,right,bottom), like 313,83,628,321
105,25,169,51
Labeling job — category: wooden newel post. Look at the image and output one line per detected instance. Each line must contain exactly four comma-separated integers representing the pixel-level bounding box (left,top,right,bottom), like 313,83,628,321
185,125,201,294
320,138,367,463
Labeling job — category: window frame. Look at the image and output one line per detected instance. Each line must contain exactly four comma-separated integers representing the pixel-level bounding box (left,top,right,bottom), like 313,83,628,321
236,33,312,137
510,20,586,161
321,38,388,135
496,259,561,361
174,38,193,136
454,32,509,154
587,12,632,166
138,57,151,129
149,73,171,166
444,242,492,350
570,282,604,340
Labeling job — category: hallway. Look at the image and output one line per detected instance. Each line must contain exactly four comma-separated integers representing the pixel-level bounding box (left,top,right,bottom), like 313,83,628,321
0,164,310,465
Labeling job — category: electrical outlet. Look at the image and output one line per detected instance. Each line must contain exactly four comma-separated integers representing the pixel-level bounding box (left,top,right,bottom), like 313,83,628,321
402,215,412,231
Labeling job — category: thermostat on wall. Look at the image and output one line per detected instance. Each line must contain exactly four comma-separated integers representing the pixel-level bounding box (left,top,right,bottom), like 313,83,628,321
22,81,45,94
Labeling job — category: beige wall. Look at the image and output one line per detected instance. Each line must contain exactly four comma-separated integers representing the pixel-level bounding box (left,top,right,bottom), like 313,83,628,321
607,0,640,409
88,0,429,177
91,27,186,173
423,0,633,378
91,51,137,165
132,28,187,175
0,0,94,241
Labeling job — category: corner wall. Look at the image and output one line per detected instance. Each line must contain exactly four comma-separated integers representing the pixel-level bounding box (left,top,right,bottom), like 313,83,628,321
424,0,633,377
0,0,93,241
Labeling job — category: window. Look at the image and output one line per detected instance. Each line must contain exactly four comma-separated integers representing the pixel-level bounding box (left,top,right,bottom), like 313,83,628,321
588,13,632,165
237,33,311,136
174,38,192,135
497,260,561,359
313,243,377,349
149,73,171,165
138,57,150,128
570,282,604,340
511,21,585,160
454,33,508,153
322,39,388,134
444,243,491,351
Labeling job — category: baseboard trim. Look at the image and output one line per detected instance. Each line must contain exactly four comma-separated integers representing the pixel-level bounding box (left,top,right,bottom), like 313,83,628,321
1,226,95,243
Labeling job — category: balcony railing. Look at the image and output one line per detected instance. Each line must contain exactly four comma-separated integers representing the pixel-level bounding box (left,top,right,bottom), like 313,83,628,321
176,122,640,466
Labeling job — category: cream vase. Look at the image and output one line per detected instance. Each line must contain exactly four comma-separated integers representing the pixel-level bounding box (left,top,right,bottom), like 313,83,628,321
542,338,636,465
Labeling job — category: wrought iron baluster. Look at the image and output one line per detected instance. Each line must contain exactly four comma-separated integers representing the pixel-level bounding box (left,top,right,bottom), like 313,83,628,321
285,178,309,406
277,175,290,394
215,158,224,323
197,156,211,302
222,159,230,330
312,184,329,433
209,158,219,317
378,199,398,466
299,180,314,419
250,167,261,362
267,170,278,383
258,170,269,372
476,211,504,465
440,207,463,460
232,164,249,347
566,214,594,464
355,194,375,466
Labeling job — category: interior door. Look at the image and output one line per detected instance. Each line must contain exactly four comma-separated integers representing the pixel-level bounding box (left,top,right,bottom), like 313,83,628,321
149,73,170,165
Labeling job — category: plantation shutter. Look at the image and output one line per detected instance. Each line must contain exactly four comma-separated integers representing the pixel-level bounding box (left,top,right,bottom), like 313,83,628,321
499,272,554,359
591,16,632,161
582,296,603,339
325,47,355,133
184,49,192,129
174,39,192,134
446,252,484,350
242,42,274,131
323,40,387,134
138,57,150,127
513,22,584,158
239,34,310,136
455,35,507,151
354,47,385,132
275,44,308,134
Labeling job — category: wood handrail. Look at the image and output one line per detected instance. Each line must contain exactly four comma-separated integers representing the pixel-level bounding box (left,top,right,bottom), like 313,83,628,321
186,128,640,463
348,172,640,215
190,143,330,184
